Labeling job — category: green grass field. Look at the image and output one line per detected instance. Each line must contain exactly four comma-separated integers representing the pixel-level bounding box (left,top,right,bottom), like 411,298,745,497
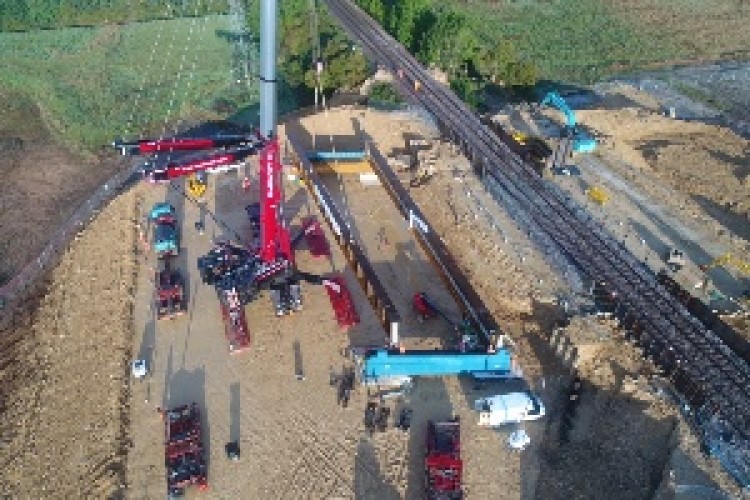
0,16,260,155
438,0,750,83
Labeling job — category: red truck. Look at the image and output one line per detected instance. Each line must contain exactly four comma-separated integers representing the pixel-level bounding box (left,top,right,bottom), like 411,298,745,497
163,403,207,498
155,258,186,320
425,417,463,500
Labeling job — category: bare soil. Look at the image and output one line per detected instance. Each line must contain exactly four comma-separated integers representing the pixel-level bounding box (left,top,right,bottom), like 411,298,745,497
0,189,137,497
0,91,127,285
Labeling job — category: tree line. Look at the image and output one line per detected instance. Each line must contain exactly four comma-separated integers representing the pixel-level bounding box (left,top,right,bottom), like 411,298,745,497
357,0,538,105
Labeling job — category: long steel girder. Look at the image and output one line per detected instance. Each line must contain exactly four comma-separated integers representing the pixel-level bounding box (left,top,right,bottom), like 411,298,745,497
324,0,750,439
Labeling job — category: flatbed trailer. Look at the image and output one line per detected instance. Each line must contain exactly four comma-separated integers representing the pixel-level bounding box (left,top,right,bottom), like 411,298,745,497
163,403,207,497
219,290,251,354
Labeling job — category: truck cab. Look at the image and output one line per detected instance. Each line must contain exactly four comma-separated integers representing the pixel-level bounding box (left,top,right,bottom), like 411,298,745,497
475,391,545,427
149,202,179,257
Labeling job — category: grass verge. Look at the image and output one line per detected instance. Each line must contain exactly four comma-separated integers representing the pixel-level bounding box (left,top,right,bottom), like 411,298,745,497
0,15,259,157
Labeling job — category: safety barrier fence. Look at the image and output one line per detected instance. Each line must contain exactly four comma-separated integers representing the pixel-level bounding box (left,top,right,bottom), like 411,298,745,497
0,162,142,327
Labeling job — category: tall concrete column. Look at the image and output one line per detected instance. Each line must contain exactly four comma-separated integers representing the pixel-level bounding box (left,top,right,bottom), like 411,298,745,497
260,0,278,138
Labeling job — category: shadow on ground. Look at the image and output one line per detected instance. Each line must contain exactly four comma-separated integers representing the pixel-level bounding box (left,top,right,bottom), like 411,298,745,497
692,194,750,243
353,437,400,499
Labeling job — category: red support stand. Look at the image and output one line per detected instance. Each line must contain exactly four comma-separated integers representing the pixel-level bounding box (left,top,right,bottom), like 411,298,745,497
301,217,330,258
324,274,359,328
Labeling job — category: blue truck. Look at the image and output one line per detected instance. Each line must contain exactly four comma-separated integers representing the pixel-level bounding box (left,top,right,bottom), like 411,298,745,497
149,202,180,257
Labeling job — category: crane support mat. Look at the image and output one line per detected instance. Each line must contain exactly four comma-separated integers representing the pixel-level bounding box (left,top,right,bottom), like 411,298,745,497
220,303,251,354
301,217,331,258
325,274,360,328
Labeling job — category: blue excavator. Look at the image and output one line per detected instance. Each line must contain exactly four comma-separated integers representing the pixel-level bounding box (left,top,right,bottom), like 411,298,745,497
540,91,597,153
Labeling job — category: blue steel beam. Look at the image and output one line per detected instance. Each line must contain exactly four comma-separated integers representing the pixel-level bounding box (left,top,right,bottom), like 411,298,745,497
362,349,516,382
308,151,367,161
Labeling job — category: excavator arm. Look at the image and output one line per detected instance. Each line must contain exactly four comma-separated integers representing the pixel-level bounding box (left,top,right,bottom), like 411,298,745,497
540,91,596,153
540,91,576,129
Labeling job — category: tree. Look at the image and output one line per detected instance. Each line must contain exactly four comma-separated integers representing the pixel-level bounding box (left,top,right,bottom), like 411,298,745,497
506,60,538,88
369,82,402,104
476,40,516,84
392,0,428,50
416,9,476,78
307,34,368,93
358,0,385,25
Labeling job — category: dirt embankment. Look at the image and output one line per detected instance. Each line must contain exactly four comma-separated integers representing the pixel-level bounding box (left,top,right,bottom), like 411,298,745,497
0,91,127,285
0,189,139,497
578,87,750,243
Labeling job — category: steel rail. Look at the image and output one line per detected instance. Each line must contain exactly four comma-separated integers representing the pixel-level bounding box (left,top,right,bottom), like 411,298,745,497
325,0,750,437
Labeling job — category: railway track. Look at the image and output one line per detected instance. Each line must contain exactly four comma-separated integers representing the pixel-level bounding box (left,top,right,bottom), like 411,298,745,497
324,0,750,449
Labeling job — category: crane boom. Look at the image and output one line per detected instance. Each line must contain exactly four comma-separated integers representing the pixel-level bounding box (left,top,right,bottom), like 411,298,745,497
258,138,292,263
113,134,262,155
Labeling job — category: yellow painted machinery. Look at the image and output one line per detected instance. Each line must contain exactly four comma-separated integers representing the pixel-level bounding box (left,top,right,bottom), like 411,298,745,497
586,186,609,205
700,253,750,276
187,172,207,197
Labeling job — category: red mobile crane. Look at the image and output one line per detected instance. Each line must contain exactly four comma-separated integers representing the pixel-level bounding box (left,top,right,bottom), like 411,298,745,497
114,134,264,183
116,131,305,353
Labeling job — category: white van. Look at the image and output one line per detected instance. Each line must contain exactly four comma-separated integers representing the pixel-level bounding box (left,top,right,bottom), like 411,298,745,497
475,391,545,427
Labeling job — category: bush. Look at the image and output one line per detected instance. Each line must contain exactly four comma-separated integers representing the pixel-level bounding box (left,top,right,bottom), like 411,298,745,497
369,82,402,104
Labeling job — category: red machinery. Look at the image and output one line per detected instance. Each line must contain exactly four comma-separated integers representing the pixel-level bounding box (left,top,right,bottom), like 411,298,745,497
220,288,251,354
324,274,360,328
163,403,207,497
114,134,264,183
123,133,356,350
155,258,186,320
425,418,463,500
300,216,331,258
413,292,437,322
